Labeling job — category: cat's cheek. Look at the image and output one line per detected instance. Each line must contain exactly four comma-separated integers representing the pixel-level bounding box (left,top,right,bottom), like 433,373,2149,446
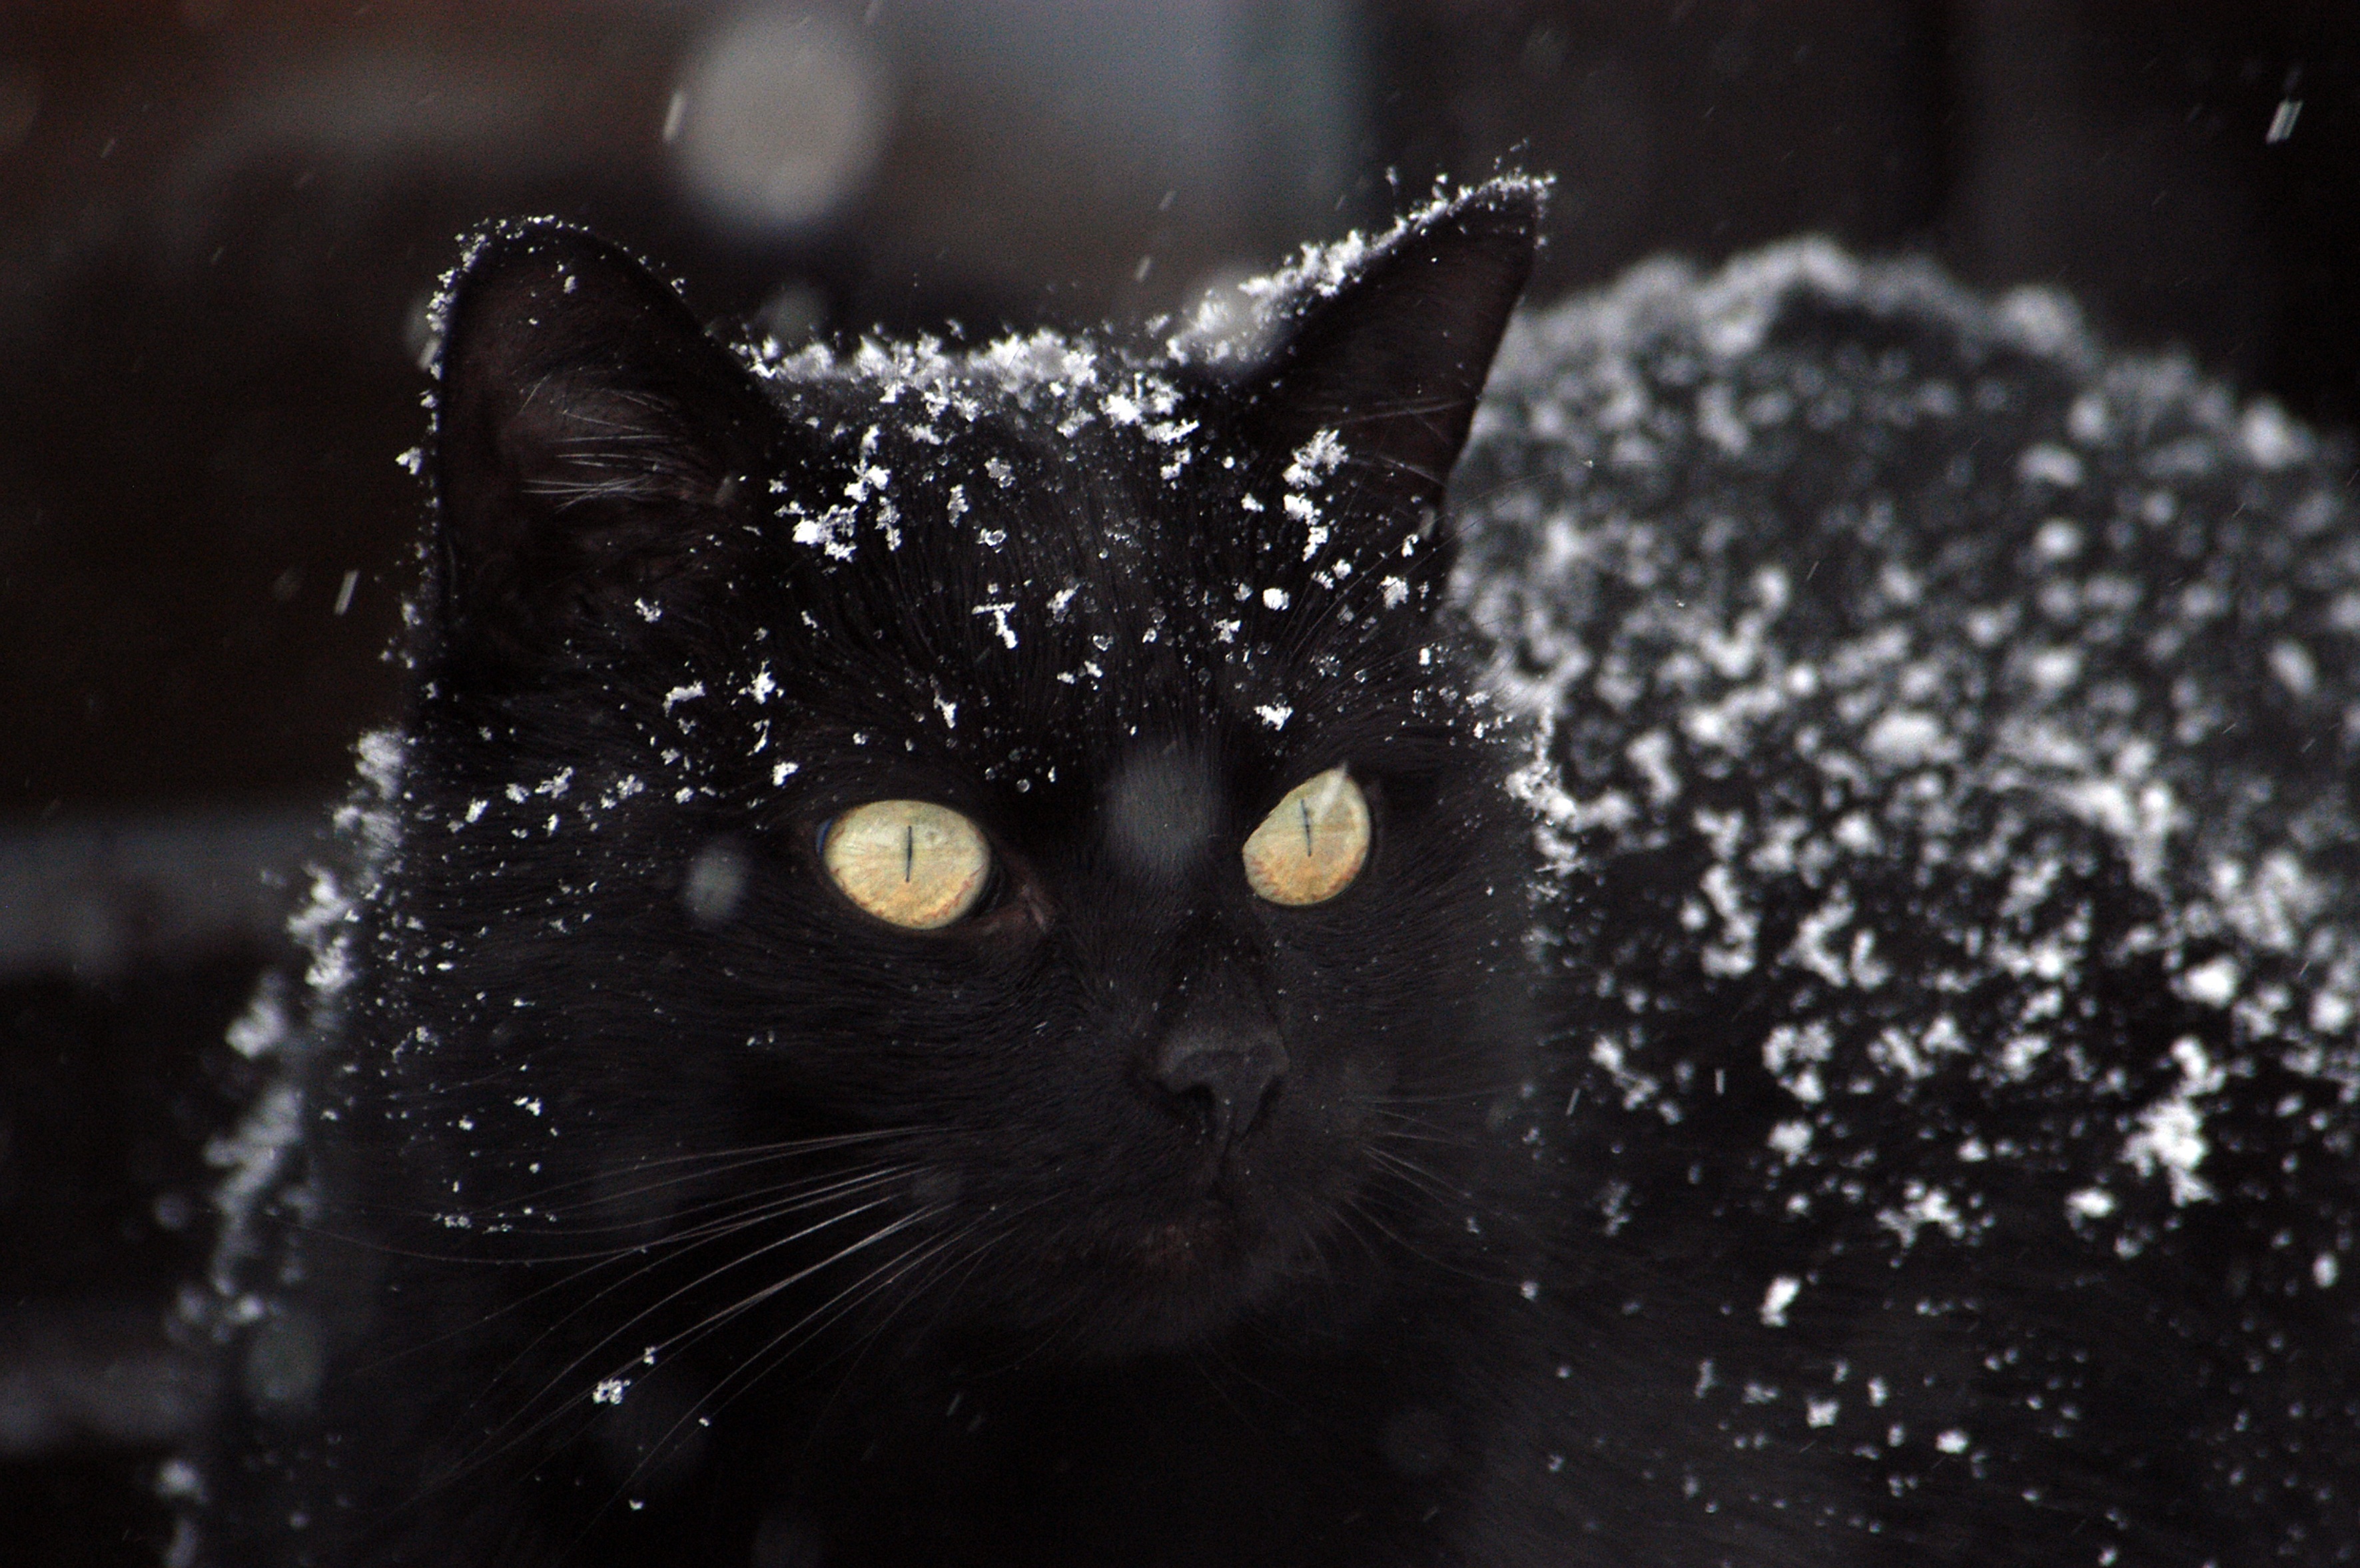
1219,1051,1387,1221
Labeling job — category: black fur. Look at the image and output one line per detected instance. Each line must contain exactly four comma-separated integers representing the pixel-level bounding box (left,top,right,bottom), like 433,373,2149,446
186,185,2359,1567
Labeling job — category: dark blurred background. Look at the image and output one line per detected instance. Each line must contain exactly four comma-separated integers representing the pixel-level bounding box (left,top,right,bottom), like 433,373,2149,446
3,2,2355,1560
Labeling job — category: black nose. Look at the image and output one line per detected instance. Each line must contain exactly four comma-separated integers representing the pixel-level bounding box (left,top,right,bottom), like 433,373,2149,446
1148,1026,1290,1152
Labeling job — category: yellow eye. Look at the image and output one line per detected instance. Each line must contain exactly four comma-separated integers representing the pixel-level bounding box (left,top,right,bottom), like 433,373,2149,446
821,800,992,929
1242,767,1370,907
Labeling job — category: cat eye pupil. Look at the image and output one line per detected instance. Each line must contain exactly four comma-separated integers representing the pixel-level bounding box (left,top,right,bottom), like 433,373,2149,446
1244,767,1370,907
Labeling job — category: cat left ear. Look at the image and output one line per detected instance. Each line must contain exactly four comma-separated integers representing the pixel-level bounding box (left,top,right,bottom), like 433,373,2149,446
430,220,772,684
1239,179,1543,563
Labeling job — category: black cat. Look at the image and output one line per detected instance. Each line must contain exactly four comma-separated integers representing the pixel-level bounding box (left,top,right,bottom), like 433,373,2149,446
183,183,2357,1567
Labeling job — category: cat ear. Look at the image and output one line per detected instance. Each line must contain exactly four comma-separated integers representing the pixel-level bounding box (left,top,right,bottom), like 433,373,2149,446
1238,181,1542,591
430,220,771,681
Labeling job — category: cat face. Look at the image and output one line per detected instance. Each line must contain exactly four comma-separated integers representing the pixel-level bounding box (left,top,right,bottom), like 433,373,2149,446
360,188,1543,1362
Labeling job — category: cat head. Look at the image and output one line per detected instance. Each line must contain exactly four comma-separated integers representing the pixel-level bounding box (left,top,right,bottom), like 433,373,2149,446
372,182,1544,1359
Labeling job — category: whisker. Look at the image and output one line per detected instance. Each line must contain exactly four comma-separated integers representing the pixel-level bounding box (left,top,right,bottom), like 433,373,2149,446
424,1193,920,1491
476,1127,935,1211
1365,1119,1468,1149
344,1164,922,1377
310,1128,933,1242
582,1210,988,1529
1366,1144,1469,1207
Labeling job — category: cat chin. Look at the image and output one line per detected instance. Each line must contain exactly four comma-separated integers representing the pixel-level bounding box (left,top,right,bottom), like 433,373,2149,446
1042,1264,1312,1362
969,1197,1348,1361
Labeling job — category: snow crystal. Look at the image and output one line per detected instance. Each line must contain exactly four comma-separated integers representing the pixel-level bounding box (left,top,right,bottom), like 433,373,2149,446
2033,518,2084,560
2016,442,2084,488
1876,1182,1965,1247
973,602,1019,649
2066,1187,2118,1222
1284,429,1348,487
791,507,857,559
2239,400,2305,468
1624,731,1679,808
2120,1037,2224,1205
156,1458,204,1502
1863,709,1952,768
2179,957,2239,1008
1759,1276,1800,1328
1763,1022,1833,1105
2267,640,2317,699
205,1079,305,1294
225,981,290,1060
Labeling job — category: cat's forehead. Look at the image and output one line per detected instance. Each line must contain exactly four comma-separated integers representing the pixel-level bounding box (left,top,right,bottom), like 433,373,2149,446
758,341,1423,629
757,356,1240,644
714,368,1439,797
762,332,1218,542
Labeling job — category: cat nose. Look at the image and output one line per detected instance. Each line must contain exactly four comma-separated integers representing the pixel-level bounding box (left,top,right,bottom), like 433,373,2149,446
1148,1026,1290,1152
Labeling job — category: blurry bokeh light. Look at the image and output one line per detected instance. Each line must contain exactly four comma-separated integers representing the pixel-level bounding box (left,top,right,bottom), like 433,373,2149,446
674,7,891,235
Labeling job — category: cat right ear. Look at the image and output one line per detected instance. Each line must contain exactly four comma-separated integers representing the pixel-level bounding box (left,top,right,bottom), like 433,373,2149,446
430,220,771,684
1236,180,1542,605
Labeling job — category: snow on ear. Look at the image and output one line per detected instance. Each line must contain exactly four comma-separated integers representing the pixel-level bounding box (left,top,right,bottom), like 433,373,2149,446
430,220,769,681
1241,180,1542,548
